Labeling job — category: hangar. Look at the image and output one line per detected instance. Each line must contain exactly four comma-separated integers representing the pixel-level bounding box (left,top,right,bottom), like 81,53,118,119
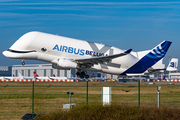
12,64,73,78
11,64,116,79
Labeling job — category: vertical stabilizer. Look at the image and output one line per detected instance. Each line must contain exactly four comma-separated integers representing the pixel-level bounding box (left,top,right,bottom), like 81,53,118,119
18,72,24,79
166,58,178,71
123,40,172,74
33,71,39,77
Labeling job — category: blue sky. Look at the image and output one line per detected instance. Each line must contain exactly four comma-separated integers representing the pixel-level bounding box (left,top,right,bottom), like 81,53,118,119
1,0,180,68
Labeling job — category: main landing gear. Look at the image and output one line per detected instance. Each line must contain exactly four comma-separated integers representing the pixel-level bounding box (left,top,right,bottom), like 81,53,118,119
76,70,89,79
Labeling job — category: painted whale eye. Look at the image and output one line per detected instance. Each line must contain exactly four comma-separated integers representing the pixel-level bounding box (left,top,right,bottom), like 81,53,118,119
41,47,47,52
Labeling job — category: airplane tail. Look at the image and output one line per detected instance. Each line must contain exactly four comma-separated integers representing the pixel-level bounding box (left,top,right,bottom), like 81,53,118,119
18,72,24,79
33,71,39,77
163,75,166,80
123,40,172,73
166,58,178,71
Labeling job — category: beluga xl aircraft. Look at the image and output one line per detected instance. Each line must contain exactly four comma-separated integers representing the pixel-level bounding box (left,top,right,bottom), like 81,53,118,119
3,31,172,79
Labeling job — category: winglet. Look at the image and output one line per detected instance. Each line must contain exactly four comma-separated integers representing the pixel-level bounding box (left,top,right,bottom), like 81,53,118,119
124,49,132,54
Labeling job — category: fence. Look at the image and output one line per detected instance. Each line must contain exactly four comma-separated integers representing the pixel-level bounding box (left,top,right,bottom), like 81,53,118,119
1,81,180,120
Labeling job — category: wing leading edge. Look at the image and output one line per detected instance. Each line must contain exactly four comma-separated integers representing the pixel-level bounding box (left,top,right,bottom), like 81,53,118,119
73,49,132,65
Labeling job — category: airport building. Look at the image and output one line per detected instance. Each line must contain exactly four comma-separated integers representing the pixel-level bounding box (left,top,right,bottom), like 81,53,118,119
11,64,118,79
5,64,180,80
12,64,73,78
0,66,12,76
147,70,180,80
168,70,180,79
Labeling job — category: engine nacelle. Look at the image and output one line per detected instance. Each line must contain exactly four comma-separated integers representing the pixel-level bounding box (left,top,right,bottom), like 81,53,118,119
52,58,77,69
52,63,70,70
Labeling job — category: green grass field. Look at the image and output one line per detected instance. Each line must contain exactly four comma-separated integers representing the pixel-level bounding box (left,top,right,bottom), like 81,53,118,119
0,82,180,120
36,103,180,120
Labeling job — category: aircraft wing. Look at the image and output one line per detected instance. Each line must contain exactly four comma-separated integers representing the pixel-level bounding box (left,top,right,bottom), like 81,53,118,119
73,49,132,65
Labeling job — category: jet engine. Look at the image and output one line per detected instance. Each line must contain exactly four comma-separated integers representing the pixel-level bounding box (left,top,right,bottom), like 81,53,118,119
52,58,77,70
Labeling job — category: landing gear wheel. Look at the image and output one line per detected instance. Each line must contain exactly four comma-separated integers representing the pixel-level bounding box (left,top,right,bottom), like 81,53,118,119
77,70,89,79
80,75,84,79
85,75,89,79
76,71,81,76
81,71,86,76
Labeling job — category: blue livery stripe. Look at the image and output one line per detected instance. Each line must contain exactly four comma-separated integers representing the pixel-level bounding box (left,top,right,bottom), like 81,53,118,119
122,41,172,74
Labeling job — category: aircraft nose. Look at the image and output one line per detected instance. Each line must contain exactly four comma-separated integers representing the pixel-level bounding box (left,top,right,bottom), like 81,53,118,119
2,51,9,57
2,50,19,58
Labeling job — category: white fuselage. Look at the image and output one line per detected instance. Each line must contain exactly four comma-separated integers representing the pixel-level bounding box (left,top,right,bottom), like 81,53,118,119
3,31,171,75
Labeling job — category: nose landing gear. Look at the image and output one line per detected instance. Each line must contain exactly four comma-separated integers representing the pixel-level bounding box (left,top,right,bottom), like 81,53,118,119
76,70,89,79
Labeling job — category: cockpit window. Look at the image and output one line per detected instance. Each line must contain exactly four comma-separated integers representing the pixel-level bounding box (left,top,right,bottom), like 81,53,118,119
8,49,36,53
41,47,47,52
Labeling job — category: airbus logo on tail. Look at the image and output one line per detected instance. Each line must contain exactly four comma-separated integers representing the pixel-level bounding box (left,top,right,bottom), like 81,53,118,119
146,41,171,59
